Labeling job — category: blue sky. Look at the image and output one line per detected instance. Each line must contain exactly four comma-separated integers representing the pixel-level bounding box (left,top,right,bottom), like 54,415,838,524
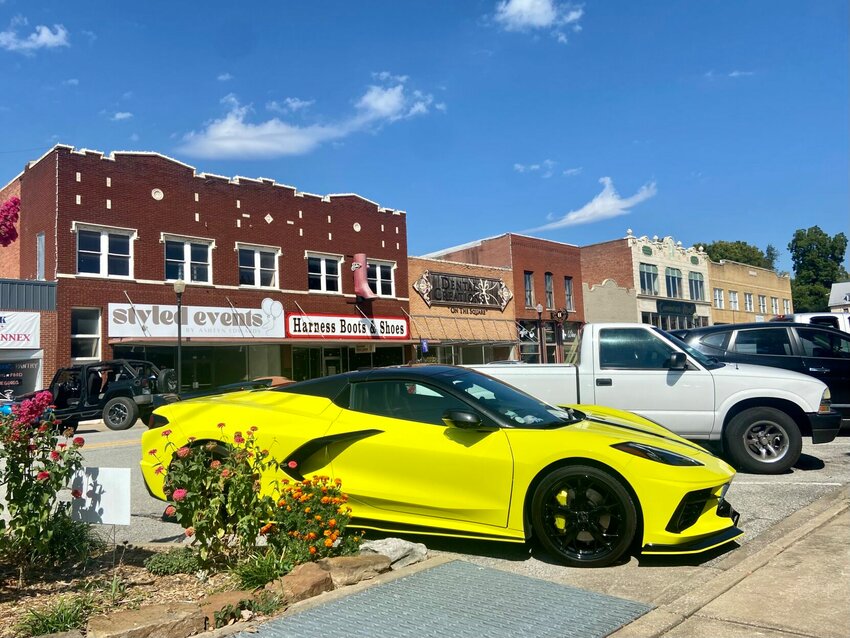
1,1,847,272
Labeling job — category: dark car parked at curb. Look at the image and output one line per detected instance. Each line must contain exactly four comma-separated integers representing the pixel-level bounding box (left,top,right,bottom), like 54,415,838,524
672,323,850,429
6,359,177,431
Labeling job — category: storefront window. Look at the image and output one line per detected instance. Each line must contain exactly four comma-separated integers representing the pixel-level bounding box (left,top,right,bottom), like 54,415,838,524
71,308,101,363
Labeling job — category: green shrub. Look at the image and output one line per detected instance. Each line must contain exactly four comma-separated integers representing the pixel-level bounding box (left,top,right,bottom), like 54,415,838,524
15,594,96,637
144,547,202,575
213,592,284,628
231,547,293,589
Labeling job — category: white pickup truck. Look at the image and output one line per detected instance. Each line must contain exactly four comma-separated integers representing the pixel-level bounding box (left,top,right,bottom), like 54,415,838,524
472,323,841,474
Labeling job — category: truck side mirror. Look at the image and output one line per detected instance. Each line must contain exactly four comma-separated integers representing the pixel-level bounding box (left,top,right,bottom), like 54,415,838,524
666,352,688,370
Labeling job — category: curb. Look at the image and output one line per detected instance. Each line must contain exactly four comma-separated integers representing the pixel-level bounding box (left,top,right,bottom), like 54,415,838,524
610,484,850,638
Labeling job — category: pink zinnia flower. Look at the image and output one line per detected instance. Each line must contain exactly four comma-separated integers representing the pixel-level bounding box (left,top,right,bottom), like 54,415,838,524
288,460,298,469
233,432,245,444
36,471,50,481
250,426,258,432
217,422,226,429
154,466,165,475
185,527,194,537
210,460,221,469
72,436,84,448
50,451,60,461
148,448,158,456
164,505,176,517
176,446,191,458
58,443,67,450
172,488,188,502
161,429,172,437
71,489,82,499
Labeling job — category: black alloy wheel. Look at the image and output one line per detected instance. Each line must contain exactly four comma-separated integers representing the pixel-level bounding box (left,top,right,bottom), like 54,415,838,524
102,396,139,430
531,465,637,568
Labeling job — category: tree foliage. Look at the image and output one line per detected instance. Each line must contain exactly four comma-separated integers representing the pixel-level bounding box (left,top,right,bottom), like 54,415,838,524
699,240,776,270
788,226,849,312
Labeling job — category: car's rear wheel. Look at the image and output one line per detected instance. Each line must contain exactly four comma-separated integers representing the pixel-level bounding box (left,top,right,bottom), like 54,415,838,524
531,465,637,567
724,407,801,474
102,396,139,430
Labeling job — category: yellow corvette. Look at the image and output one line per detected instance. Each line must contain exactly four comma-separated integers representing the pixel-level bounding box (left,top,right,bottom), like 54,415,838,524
141,365,742,567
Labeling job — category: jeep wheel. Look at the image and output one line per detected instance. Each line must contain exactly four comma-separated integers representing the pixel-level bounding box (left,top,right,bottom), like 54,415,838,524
102,396,139,430
157,368,178,394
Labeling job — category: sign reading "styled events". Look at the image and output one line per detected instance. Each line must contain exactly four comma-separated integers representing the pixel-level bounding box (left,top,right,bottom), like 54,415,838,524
108,299,285,339
286,313,408,340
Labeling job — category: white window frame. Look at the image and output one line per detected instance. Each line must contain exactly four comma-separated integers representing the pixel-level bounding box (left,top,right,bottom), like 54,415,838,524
161,233,216,285
759,295,767,313
70,307,101,364
771,297,779,314
665,267,683,299
713,288,724,309
72,221,137,279
306,251,344,294
36,232,45,280
236,242,281,289
744,292,754,312
366,259,397,298
729,290,739,311
783,299,791,314
639,263,659,295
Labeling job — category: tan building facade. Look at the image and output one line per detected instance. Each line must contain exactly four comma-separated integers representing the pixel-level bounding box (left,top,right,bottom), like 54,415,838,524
582,231,712,330
407,257,517,364
708,259,792,324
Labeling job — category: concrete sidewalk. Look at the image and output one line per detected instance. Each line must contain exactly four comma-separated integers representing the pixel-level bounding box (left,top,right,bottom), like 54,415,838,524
612,485,850,638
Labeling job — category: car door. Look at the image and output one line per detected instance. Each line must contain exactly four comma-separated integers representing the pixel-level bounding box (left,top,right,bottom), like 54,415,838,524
324,377,514,528
592,327,716,436
794,327,850,413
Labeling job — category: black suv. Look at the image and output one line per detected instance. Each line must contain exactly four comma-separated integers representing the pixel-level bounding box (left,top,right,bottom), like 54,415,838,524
10,359,176,431
672,322,850,428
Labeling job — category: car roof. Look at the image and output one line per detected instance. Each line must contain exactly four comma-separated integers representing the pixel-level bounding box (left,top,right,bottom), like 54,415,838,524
677,322,847,337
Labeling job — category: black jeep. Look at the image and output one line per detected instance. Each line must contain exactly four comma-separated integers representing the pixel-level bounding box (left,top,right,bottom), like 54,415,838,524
30,359,176,431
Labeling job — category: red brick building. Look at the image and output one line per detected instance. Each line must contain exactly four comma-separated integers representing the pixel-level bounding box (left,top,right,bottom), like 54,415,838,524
423,233,584,363
1,145,413,390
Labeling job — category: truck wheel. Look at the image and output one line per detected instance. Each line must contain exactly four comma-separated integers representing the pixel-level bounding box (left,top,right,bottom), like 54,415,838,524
157,368,178,394
102,396,139,430
724,407,802,474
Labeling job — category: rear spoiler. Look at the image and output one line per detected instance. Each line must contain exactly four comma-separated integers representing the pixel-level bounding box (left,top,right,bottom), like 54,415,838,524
152,379,275,409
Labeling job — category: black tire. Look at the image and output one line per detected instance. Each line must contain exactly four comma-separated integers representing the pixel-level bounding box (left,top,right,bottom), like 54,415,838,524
102,396,139,430
530,464,637,567
156,368,178,394
723,407,802,474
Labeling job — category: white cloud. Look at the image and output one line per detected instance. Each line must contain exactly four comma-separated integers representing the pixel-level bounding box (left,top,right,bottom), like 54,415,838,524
62,78,79,86
435,102,447,112
217,72,233,82
112,112,133,121
526,177,657,231
494,0,583,41
0,17,69,53
266,97,315,113
372,71,409,84
563,166,582,176
728,70,755,78
515,159,556,178
179,79,439,159
705,69,756,80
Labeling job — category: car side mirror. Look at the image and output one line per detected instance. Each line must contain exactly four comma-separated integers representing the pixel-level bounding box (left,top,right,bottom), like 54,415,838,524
442,410,483,429
666,352,688,370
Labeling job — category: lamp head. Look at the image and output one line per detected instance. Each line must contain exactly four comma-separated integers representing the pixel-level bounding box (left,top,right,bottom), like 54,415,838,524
172,279,186,295
536,303,544,315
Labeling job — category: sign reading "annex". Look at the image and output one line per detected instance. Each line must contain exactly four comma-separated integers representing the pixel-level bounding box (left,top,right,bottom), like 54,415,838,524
0,312,40,349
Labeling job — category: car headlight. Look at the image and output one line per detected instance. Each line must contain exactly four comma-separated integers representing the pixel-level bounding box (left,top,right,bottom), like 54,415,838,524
819,388,832,414
611,441,704,466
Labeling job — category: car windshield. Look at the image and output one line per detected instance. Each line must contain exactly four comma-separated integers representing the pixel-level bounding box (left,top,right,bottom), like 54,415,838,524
442,368,582,428
656,329,725,370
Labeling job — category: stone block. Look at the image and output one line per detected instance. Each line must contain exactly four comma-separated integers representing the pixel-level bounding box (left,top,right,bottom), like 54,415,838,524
317,553,392,587
360,538,428,569
265,561,333,604
200,589,257,626
86,602,205,638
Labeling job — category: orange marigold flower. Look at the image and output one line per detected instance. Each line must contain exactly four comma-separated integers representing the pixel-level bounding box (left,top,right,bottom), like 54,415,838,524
307,532,317,540
321,496,330,504
334,478,342,486
260,523,275,535
309,546,317,555
323,530,332,537
304,507,311,514
185,527,195,537
324,538,334,548
314,515,322,521
328,519,337,528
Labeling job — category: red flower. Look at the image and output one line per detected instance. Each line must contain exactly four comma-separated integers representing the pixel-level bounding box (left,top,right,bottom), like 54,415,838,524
185,527,194,537
154,466,165,475
58,443,67,450
161,429,172,437
287,460,298,469
217,422,226,429
72,436,84,448
221,469,231,478
250,426,258,432
164,505,176,517
36,471,50,481
210,460,221,469
172,488,188,502
71,489,83,499
50,450,60,461
176,446,191,458
188,436,196,443
233,432,245,444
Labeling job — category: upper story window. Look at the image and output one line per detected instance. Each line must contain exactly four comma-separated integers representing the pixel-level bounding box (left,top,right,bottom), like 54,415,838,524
729,290,739,311
367,260,396,297
564,276,574,311
665,267,683,298
307,252,342,293
744,292,754,312
713,288,724,309
237,243,280,288
758,295,767,313
544,272,554,309
524,271,534,308
771,297,779,314
688,272,704,301
783,299,791,314
36,232,45,280
74,223,137,278
163,234,214,284
639,263,659,295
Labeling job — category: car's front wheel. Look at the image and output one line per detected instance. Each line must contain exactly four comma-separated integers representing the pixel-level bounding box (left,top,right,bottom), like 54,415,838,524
102,396,139,430
530,465,637,567
723,407,802,474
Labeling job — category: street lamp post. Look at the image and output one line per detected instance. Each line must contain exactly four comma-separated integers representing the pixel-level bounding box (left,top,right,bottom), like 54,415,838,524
536,302,545,364
173,278,186,395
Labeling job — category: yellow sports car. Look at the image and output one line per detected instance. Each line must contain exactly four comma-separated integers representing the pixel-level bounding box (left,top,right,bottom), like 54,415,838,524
141,365,742,567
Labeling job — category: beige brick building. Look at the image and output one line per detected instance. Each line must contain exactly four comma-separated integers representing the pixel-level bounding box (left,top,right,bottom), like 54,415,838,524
708,259,792,324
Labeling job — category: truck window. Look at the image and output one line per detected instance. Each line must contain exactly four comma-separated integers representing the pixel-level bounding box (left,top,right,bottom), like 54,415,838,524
599,328,675,369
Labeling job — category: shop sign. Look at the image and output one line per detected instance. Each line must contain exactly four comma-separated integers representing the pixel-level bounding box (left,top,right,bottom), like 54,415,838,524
108,298,285,339
0,359,40,399
287,313,409,340
656,300,696,316
0,312,40,349
413,270,512,310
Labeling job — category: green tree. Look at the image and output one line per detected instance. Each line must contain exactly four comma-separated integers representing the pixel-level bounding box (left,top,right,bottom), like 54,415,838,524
788,226,849,312
700,240,774,269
